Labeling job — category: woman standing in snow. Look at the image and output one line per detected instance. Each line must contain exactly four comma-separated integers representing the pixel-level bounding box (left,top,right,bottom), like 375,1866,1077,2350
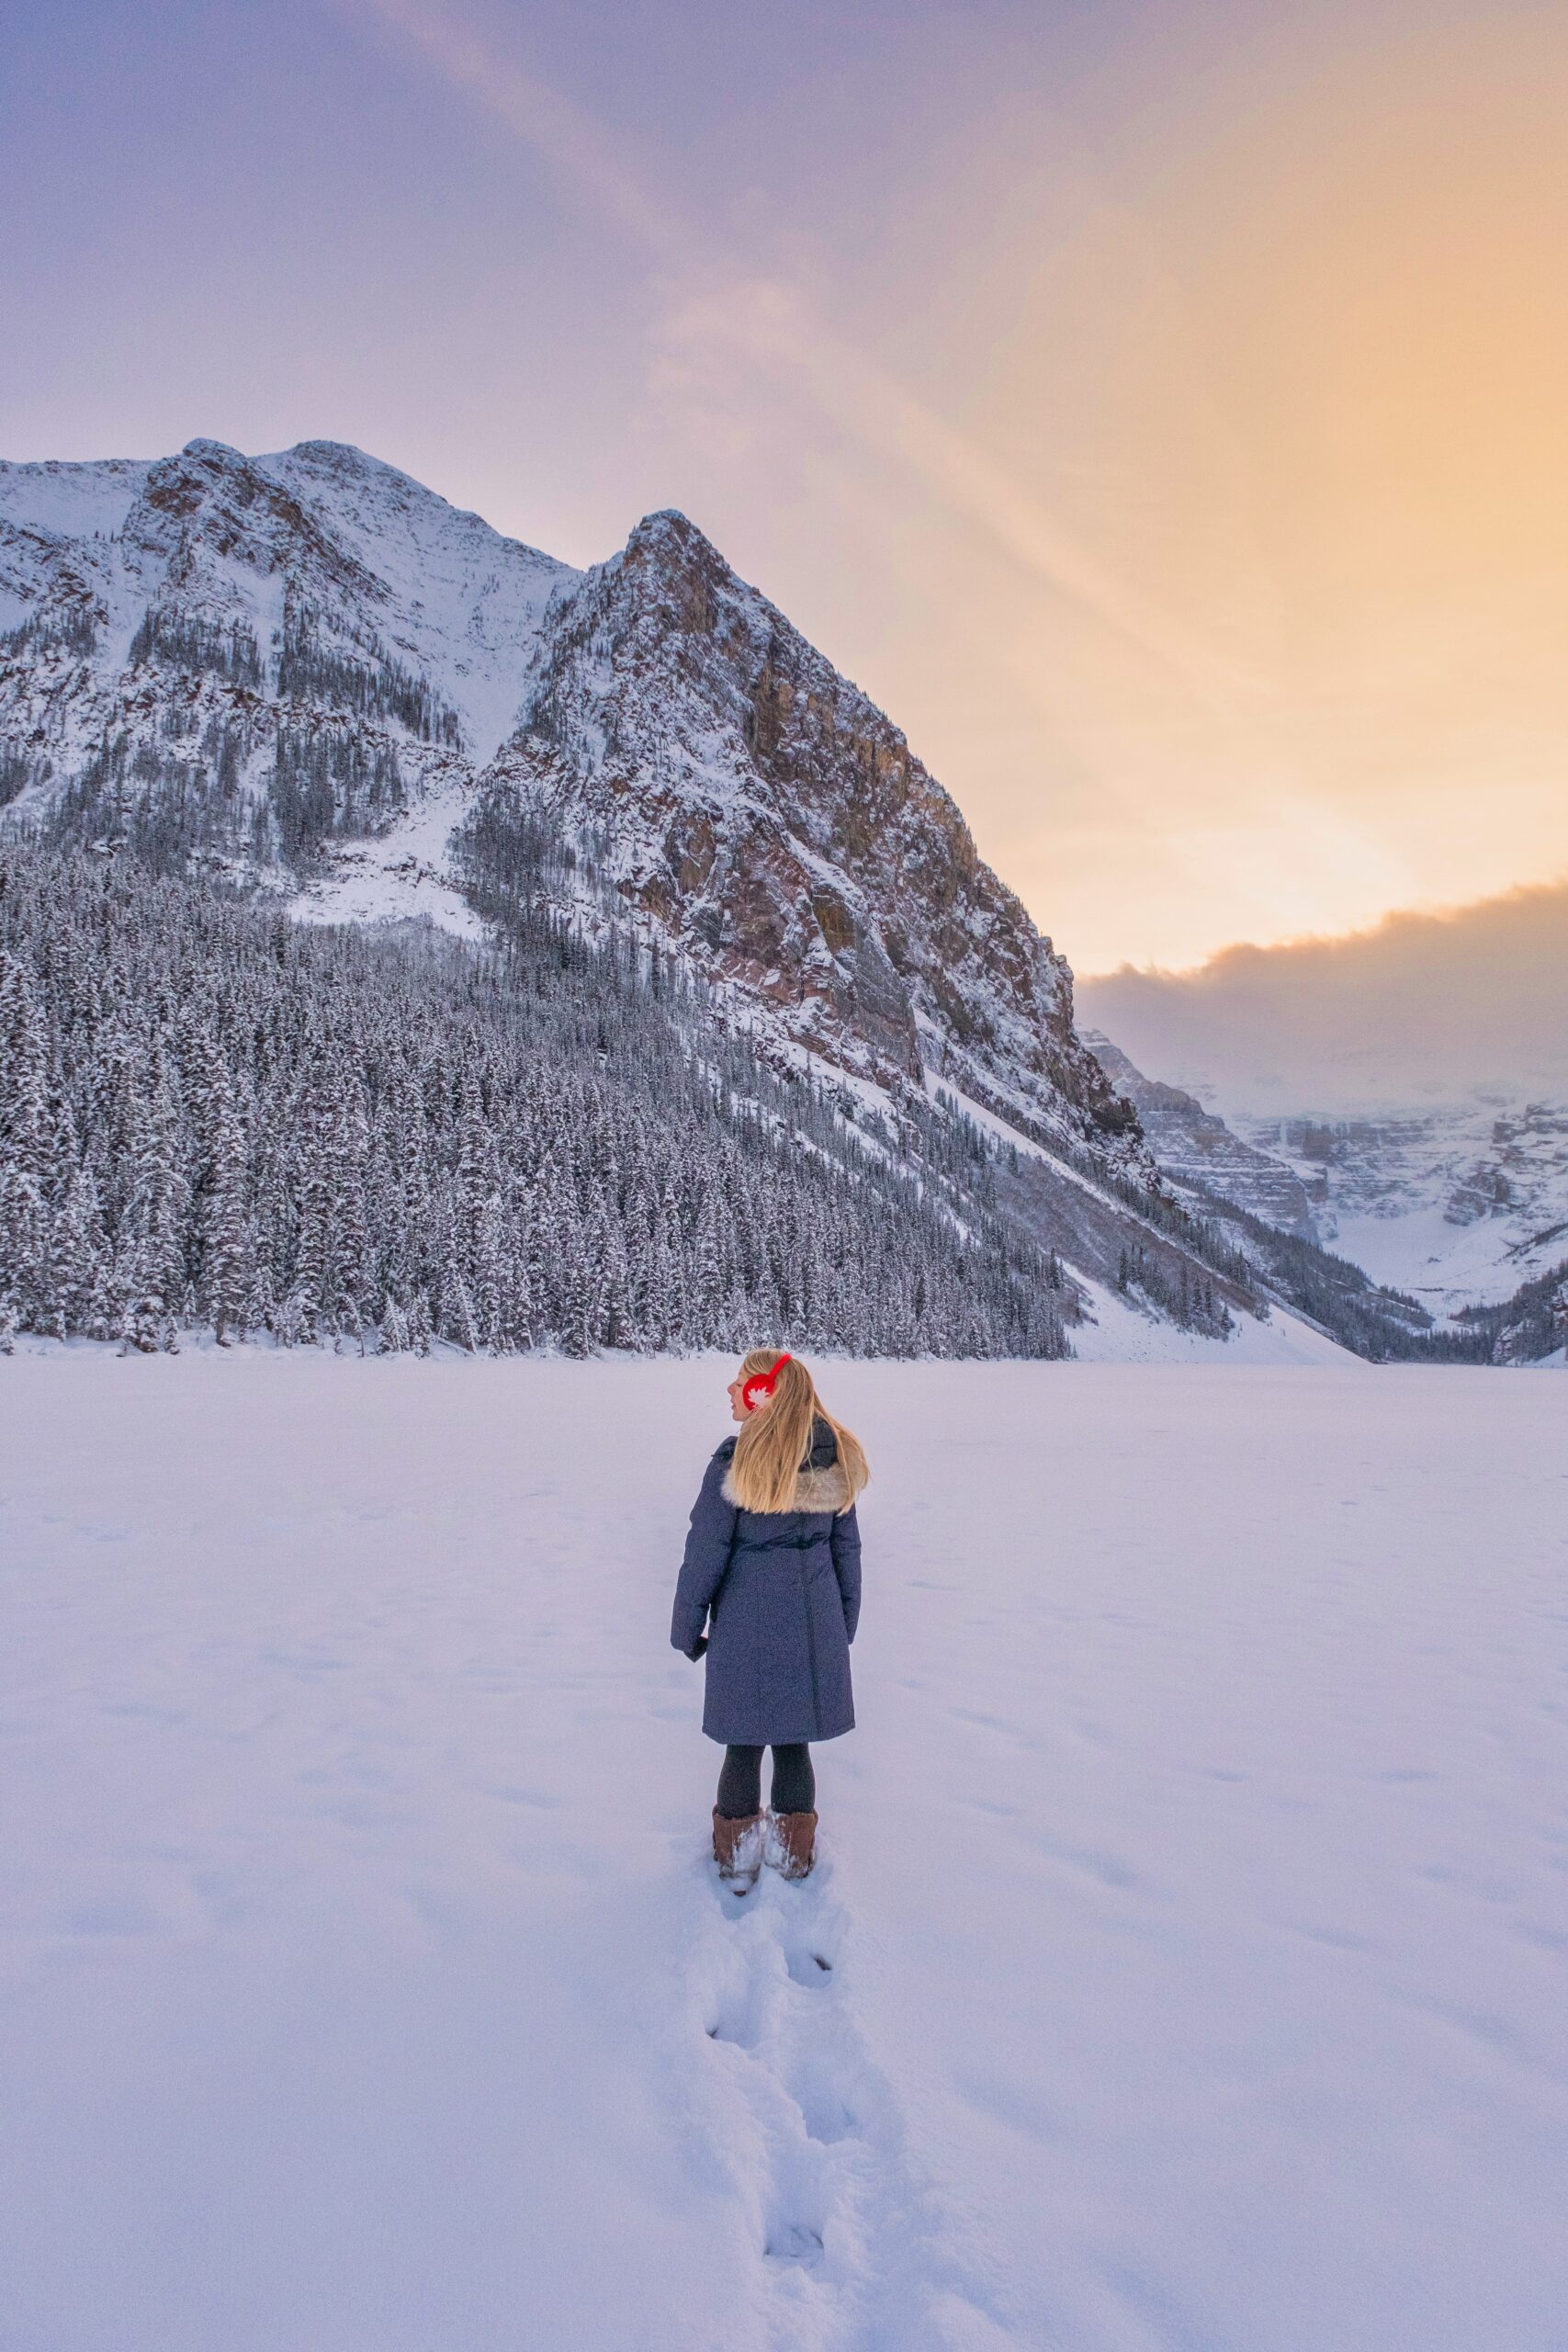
671,1351,867,1887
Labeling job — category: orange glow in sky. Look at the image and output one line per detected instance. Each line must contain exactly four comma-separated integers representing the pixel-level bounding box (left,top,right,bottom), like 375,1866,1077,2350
8,1,1567,974
970,15,1568,969
380,1,1568,974
699,8,1568,974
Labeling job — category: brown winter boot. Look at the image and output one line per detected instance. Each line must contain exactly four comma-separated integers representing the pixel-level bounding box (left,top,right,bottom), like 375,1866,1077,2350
766,1811,818,1881
712,1809,764,1887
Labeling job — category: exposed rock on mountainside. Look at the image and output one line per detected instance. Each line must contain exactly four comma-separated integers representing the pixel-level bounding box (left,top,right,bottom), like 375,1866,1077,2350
1083,1032,1317,1239
488,508,1136,1152
1232,1101,1568,1317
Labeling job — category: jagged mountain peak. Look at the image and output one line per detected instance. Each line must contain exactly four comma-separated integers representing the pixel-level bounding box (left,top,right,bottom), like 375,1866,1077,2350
0,432,1134,1148
625,504,705,546
488,492,1131,1156
264,437,568,563
130,440,378,605
607,506,796,673
4,431,1228,1330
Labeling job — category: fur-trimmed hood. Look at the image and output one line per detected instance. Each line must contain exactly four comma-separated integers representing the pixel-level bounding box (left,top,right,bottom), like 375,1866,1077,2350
719,1416,854,1516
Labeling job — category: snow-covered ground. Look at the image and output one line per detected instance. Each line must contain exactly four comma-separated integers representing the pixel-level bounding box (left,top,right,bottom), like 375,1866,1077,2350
286,786,487,940
1068,1280,1353,1365
2,1351,1564,2352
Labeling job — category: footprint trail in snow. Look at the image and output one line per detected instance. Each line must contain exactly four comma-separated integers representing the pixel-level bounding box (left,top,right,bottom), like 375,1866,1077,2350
682,1849,1011,2352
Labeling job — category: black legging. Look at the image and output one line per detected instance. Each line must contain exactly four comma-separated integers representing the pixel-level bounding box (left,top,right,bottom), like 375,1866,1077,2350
716,1743,816,1819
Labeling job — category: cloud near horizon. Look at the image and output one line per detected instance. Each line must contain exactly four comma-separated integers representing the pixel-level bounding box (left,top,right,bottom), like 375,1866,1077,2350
1077,879,1568,1115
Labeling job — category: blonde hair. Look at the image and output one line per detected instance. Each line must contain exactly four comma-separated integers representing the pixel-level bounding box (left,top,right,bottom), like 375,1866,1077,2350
729,1350,869,1516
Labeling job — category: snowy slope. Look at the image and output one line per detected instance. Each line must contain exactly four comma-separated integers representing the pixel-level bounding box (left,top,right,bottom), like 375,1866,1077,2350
1067,1276,1353,1363
3,1351,1564,2351
255,441,576,761
1233,1098,1568,1314
0,437,578,843
0,454,153,560
286,782,489,939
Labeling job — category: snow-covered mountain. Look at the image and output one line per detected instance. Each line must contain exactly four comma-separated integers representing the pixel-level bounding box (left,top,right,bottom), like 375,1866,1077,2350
1083,1031,1317,1239
484,506,1138,1150
1089,1010,1568,1326
39,436,1557,1359
5,435,1315,1359
1081,1025,1568,1354
1076,1033,1504,1360
0,437,573,764
1229,1098,1568,1317
1,437,1133,1160
1077,897,1568,1338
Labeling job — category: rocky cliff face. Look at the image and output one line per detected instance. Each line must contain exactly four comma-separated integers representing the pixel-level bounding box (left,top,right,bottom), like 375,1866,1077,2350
1231,1099,1568,1316
1084,1033,1318,1238
1,439,1136,1161
487,509,1134,1152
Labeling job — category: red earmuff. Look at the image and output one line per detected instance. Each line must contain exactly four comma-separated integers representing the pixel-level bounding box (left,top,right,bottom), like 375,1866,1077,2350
741,1352,792,1412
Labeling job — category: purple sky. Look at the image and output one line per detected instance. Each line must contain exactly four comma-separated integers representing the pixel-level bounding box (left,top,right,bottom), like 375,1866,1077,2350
6,0,1565,973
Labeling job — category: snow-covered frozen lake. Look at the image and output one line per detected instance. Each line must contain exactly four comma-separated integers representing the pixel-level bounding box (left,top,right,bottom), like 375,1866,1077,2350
2,1352,1564,2352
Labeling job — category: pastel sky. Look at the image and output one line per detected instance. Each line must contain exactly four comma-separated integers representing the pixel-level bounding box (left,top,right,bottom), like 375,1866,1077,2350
4,0,1565,974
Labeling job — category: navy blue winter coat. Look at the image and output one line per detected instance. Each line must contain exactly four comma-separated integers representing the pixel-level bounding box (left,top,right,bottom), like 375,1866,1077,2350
671,1416,863,1746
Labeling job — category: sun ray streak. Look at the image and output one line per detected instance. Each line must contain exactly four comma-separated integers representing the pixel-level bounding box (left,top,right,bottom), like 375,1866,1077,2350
350,0,1265,704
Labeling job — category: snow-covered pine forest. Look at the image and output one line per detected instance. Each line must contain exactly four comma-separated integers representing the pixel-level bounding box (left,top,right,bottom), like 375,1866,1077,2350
0,842,1069,1361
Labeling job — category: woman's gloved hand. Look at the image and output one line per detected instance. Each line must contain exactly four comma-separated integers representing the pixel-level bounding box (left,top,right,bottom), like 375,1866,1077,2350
686,1634,708,1661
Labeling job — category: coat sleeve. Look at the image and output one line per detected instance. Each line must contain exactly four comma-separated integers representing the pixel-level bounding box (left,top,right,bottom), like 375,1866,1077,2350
830,1502,862,1644
671,1446,739,1658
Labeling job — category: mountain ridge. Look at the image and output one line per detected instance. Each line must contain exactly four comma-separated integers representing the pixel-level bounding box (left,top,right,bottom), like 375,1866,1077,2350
1,435,1135,1148
0,434,1352,1354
